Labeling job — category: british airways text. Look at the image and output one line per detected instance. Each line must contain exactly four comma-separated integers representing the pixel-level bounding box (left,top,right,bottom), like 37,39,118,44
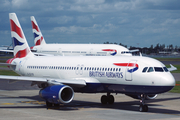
89,71,123,78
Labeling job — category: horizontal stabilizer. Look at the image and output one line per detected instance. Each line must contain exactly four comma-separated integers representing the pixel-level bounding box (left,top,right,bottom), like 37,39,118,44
129,49,139,52
0,63,16,66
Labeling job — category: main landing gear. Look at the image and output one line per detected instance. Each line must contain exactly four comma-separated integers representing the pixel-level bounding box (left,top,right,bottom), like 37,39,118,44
101,93,114,104
139,94,148,112
46,101,60,109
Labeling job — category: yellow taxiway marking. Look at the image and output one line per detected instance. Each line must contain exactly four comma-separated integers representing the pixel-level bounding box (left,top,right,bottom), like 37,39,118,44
0,103,20,105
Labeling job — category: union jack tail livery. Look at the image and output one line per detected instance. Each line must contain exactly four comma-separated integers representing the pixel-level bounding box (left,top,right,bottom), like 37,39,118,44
31,16,46,46
9,13,34,58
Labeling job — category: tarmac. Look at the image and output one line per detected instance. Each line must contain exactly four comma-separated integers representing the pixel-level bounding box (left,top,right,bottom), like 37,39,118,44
0,90,180,120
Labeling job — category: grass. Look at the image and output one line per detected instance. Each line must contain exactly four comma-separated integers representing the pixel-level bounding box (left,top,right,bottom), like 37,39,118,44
0,70,19,76
170,81,180,93
154,57,180,61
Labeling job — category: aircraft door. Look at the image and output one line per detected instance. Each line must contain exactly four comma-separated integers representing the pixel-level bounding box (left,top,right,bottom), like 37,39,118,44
58,48,62,55
125,60,137,81
18,58,27,76
75,64,84,75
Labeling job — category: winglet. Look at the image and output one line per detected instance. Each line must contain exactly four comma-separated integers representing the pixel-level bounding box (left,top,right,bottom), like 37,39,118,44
9,13,34,58
167,64,177,71
31,16,46,46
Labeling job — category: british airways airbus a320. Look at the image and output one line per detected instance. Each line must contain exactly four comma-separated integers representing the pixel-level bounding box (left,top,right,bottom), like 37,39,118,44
0,13,177,112
30,16,132,56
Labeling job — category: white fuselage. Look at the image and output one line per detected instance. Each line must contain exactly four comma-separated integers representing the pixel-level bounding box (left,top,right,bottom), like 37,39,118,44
10,55,175,94
31,44,132,56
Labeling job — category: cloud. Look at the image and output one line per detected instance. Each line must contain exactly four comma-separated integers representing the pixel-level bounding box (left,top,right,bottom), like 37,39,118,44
12,0,29,8
0,0,180,47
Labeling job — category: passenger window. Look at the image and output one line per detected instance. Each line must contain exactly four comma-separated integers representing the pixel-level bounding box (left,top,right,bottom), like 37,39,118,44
142,67,148,72
163,67,169,72
154,67,164,72
147,67,154,72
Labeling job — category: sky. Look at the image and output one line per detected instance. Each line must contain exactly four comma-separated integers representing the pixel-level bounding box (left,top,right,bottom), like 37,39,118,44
0,0,180,48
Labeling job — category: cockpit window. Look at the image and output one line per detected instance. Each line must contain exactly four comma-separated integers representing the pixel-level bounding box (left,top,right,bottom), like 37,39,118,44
163,67,169,72
154,67,164,72
142,67,148,72
147,67,154,72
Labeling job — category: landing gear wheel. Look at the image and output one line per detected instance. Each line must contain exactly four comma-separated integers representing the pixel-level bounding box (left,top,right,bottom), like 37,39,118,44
108,95,114,104
139,104,148,112
143,105,148,112
101,95,108,104
54,103,60,107
46,101,53,108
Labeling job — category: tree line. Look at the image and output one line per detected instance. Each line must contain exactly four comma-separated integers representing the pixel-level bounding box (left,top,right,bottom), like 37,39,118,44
103,42,180,55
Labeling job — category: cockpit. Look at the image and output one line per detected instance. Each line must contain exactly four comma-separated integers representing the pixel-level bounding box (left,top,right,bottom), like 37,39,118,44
142,67,169,73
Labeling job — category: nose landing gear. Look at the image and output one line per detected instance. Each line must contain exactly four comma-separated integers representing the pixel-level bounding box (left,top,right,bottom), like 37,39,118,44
139,94,148,112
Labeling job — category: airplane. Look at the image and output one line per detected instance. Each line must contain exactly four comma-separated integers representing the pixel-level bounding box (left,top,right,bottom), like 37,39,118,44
0,13,177,112
30,16,133,56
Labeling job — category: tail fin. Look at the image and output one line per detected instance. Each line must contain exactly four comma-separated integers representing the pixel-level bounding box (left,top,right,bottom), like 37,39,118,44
31,16,46,46
9,13,34,58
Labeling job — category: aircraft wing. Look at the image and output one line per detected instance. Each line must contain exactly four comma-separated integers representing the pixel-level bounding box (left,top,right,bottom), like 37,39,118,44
0,75,86,87
167,64,177,72
0,49,13,53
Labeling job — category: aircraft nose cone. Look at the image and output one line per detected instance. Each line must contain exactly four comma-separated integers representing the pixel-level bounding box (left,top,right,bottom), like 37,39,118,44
162,73,176,87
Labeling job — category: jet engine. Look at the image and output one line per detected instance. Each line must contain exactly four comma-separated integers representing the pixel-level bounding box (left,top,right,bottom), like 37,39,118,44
39,85,74,104
125,94,158,100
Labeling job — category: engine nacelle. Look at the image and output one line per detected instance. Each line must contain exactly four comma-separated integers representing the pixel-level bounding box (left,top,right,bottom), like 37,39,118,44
39,85,74,104
125,94,158,100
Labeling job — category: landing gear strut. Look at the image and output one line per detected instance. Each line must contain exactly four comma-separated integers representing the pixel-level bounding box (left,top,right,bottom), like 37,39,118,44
139,94,148,112
101,93,114,104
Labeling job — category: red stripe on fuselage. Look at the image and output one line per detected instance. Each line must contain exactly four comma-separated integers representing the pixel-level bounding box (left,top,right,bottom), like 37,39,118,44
10,19,24,38
113,63,138,67
102,49,116,52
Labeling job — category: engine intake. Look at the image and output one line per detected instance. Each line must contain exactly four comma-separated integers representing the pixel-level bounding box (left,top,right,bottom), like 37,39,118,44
39,85,74,104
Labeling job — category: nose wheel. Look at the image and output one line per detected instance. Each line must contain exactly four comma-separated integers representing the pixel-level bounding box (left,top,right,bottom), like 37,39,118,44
139,94,148,112
101,93,114,104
